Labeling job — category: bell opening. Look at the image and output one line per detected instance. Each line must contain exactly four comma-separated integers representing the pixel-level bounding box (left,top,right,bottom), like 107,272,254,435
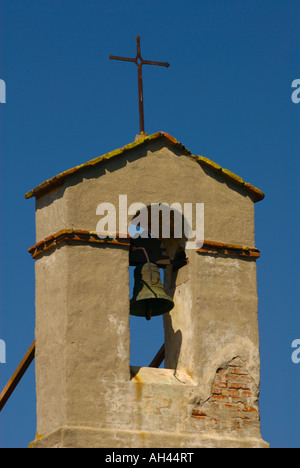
128,204,188,369
129,265,166,367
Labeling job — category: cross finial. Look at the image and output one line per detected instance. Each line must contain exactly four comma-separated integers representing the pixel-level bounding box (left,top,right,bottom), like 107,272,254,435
109,35,170,136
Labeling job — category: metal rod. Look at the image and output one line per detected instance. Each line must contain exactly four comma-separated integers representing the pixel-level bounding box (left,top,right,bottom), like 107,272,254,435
0,340,35,412
148,343,165,368
137,64,145,134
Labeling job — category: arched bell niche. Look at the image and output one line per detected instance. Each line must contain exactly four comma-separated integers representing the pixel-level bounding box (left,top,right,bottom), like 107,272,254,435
128,204,189,370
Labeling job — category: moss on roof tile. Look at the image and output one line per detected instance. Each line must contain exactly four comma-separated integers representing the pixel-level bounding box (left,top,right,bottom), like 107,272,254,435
25,132,264,202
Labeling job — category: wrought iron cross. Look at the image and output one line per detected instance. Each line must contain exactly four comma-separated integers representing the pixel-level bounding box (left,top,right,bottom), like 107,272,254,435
109,35,170,136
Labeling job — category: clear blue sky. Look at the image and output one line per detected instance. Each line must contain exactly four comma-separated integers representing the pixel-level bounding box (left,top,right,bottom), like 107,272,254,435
0,0,299,448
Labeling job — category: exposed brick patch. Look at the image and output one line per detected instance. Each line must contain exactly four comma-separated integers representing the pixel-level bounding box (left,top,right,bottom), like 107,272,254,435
191,357,260,434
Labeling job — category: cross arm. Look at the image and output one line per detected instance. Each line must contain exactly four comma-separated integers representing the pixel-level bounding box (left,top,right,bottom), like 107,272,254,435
109,55,136,63
142,59,170,68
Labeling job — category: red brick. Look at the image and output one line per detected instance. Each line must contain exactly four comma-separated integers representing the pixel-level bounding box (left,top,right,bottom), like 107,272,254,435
215,373,227,382
192,410,206,417
225,404,242,411
211,395,229,403
243,406,258,413
214,381,227,389
220,389,240,398
230,396,246,404
228,382,250,390
227,367,248,375
225,373,251,382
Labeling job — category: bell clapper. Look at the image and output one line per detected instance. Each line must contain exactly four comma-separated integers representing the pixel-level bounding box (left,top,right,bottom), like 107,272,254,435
146,302,152,321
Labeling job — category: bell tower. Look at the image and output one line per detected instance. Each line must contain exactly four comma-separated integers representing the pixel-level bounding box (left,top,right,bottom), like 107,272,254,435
26,132,269,448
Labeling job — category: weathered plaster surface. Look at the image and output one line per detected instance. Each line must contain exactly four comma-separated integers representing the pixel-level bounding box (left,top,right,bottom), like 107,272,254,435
31,139,268,448
35,141,256,247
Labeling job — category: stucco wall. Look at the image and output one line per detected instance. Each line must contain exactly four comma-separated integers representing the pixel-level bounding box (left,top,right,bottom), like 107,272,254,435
31,139,267,448
35,140,256,247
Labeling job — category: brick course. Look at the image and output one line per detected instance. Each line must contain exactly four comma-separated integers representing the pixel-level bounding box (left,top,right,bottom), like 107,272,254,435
191,357,260,434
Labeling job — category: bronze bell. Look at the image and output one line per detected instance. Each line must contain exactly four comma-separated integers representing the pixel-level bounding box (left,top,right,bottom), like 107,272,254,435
130,262,174,320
